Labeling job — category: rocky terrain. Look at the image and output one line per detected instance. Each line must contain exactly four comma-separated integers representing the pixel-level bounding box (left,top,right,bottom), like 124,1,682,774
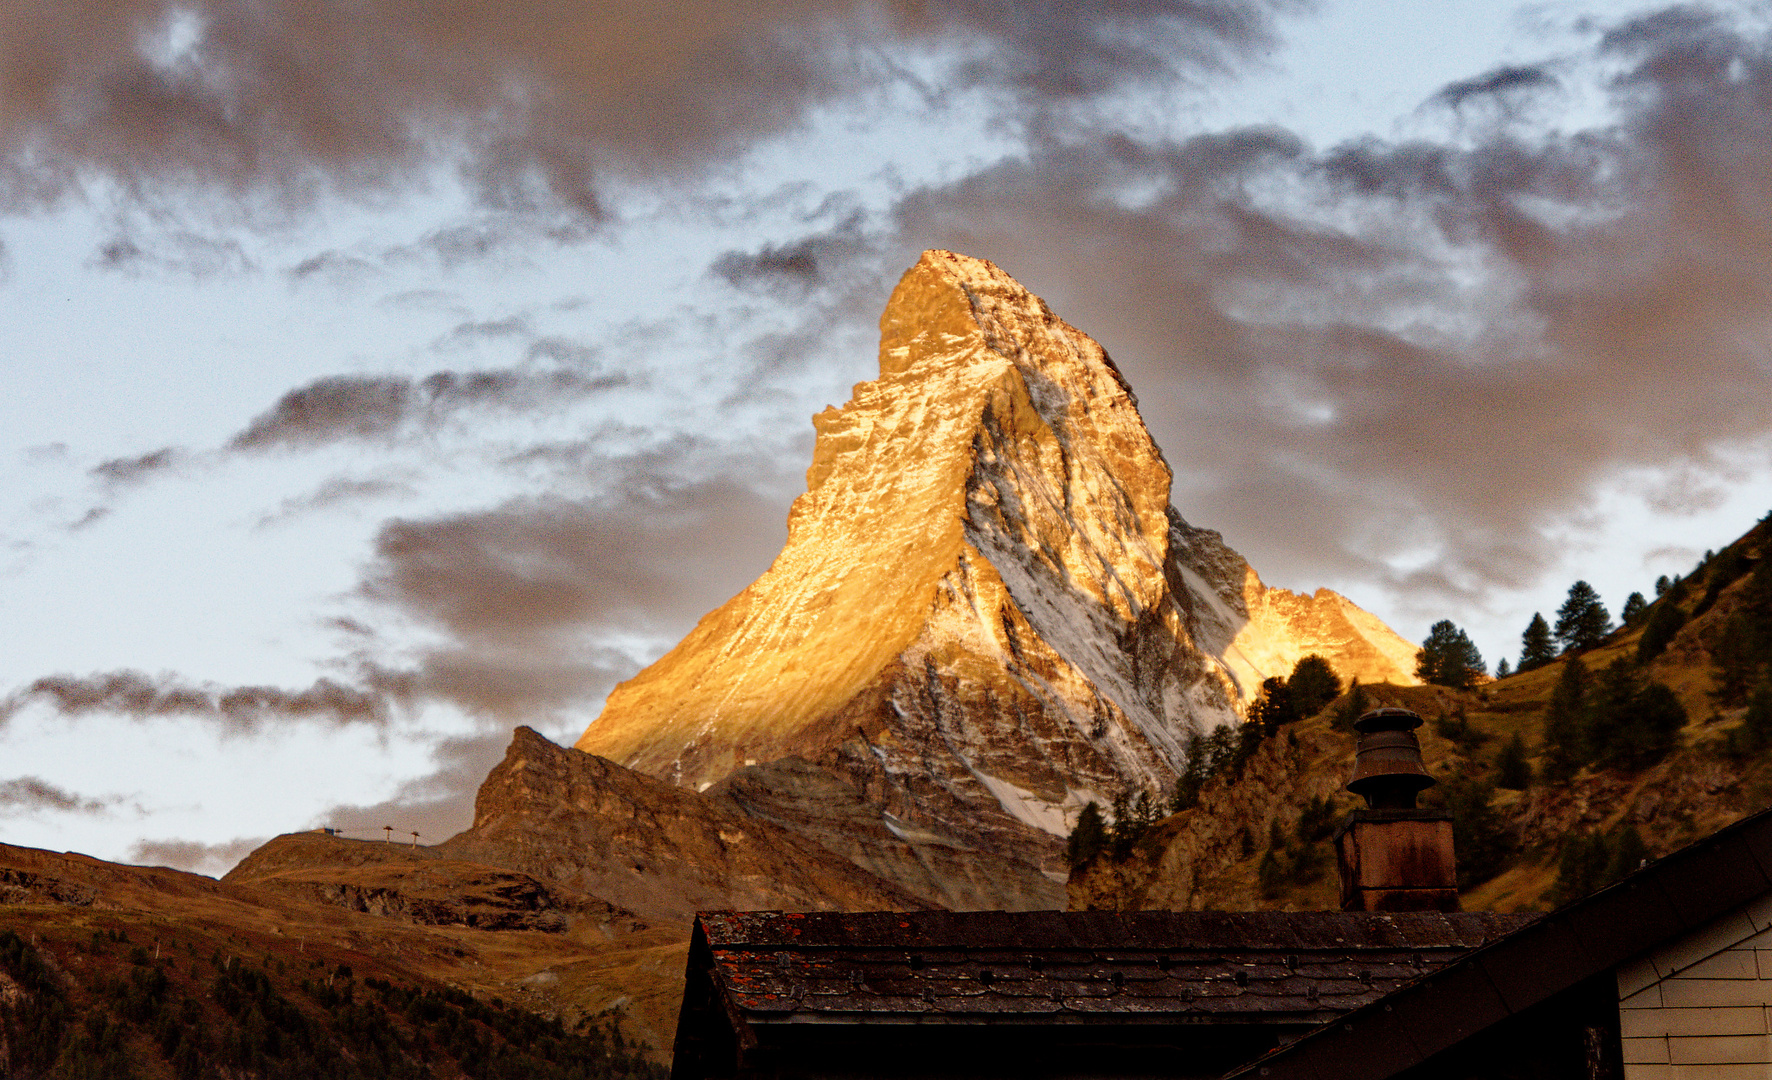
576,249,1418,904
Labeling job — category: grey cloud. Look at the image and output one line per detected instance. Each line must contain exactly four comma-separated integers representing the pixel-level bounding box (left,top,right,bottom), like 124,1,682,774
128,836,265,876
5,670,389,731
710,210,871,296
90,231,254,277
0,776,109,816
377,289,467,314
360,648,637,722
445,315,532,342
384,221,531,269
23,442,70,463
229,375,412,449
928,0,1288,102
255,474,418,527
0,2,1288,217
1643,544,1701,567
286,250,380,285
353,444,794,720
1432,65,1560,109
362,475,784,643
525,337,600,365
67,506,112,531
91,446,181,485
227,367,628,450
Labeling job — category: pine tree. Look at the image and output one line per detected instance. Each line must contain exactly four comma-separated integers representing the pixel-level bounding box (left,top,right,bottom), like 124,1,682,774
1495,657,1512,679
1603,825,1650,883
1724,681,1772,760
1637,598,1687,664
1711,612,1763,707
1429,776,1510,888
1585,660,1686,771
1655,575,1672,597
1415,620,1485,689
1519,613,1556,671
1287,655,1341,717
1555,581,1613,653
1495,732,1532,789
1332,678,1367,730
1249,676,1298,730
1542,657,1589,780
1552,831,1611,905
1621,592,1649,627
1065,802,1107,867
1169,733,1209,811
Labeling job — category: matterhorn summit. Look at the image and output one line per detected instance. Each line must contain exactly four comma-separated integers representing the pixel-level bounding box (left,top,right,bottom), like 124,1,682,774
578,251,1414,904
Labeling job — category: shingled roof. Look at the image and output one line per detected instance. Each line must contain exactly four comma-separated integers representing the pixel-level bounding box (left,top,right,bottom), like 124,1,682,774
671,909,1535,1080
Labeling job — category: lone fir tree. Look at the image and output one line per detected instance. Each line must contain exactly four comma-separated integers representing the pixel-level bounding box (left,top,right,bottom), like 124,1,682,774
1620,592,1649,627
1542,657,1589,780
1519,613,1556,671
1287,655,1341,717
1555,581,1613,653
1495,731,1532,789
1415,620,1486,689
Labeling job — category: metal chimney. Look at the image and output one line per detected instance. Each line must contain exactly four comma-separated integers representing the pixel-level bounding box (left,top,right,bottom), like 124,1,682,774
1334,707,1459,912
1347,708,1436,809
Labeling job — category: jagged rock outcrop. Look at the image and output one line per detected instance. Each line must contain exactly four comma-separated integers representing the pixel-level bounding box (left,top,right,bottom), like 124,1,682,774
577,250,1416,893
441,727,932,923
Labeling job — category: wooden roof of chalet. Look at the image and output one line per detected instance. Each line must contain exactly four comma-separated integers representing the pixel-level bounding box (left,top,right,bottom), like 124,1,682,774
671,909,1534,1079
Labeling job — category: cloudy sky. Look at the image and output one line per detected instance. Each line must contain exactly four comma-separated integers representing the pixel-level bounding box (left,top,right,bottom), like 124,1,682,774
4,0,1771,874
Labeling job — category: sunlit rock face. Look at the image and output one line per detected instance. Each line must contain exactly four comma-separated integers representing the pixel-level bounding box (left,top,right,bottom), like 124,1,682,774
577,250,1415,887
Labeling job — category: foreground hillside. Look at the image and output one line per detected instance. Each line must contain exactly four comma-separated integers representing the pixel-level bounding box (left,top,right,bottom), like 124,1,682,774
0,841,678,1077
1071,514,1772,914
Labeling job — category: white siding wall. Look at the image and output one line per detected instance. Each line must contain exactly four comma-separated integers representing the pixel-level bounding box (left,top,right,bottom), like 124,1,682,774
1617,891,1772,1079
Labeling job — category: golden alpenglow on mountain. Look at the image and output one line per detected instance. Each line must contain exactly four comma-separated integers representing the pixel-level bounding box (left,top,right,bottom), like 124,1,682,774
578,250,1416,880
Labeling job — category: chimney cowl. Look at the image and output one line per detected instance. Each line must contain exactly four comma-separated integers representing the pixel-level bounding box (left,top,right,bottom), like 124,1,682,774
1335,705,1459,912
1346,707,1435,810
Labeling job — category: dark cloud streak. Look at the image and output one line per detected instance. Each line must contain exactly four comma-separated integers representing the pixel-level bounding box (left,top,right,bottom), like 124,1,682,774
1431,64,1559,109
227,367,629,451
5,670,389,731
91,446,181,485
0,776,110,816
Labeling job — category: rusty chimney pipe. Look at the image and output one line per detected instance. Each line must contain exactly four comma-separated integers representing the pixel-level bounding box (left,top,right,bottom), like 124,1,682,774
1333,707,1459,912
1347,708,1436,809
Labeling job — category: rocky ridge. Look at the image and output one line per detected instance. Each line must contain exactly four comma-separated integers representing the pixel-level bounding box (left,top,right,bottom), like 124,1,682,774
577,249,1417,896
437,727,933,922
